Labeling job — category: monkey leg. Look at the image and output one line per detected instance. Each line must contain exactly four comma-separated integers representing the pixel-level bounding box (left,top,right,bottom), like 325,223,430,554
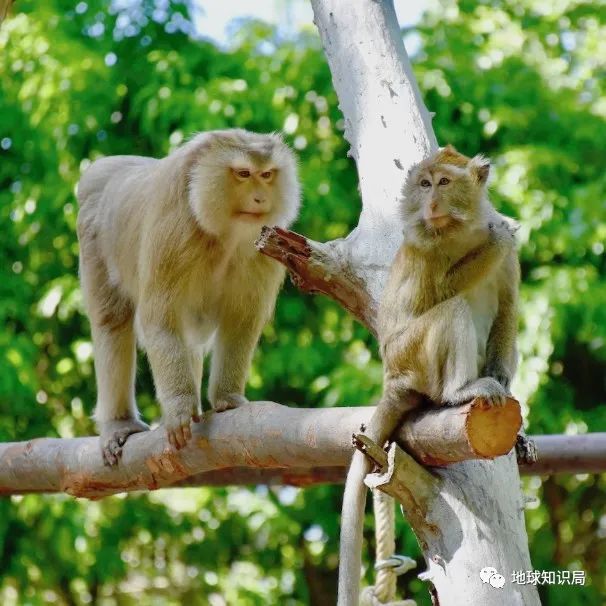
424,296,509,407
78,235,149,465
208,313,264,412
482,251,519,392
90,321,150,466
140,319,202,450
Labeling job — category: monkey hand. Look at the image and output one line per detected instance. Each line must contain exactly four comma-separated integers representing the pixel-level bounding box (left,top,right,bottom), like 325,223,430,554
451,376,509,407
163,397,201,450
476,377,509,406
213,393,249,412
99,418,150,466
482,361,512,392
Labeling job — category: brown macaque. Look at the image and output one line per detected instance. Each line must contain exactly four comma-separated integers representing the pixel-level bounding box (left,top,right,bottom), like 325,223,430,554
77,129,300,465
338,145,528,606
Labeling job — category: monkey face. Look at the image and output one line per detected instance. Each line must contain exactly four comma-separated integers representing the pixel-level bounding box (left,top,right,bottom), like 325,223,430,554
188,130,300,239
229,165,279,223
400,146,491,243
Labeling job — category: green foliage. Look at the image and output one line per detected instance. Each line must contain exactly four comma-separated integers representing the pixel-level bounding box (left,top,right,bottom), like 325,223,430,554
0,0,604,604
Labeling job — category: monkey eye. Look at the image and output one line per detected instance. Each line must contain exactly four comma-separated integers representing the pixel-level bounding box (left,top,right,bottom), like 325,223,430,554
420,179,431,188
438,177,450,185
260,170,273,180
235,169,251,179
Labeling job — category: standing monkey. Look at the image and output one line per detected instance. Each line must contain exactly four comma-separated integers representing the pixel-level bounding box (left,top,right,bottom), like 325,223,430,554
77,129,300,465
338,146,525,605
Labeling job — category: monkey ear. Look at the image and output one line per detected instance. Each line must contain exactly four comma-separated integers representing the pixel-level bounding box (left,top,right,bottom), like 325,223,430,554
469,155,491,184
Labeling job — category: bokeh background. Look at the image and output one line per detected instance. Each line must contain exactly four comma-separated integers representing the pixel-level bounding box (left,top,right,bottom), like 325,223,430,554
1,0,605,604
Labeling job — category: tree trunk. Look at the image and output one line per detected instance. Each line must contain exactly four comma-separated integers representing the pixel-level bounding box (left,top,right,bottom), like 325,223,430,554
263,1,540,603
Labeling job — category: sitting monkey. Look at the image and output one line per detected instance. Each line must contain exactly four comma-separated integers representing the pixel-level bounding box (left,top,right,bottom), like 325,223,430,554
338,145,526,606
77,129,300,465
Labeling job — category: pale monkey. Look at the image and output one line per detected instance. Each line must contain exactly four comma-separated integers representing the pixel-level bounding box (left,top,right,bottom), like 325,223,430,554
338,146,523,606
77,129,300,465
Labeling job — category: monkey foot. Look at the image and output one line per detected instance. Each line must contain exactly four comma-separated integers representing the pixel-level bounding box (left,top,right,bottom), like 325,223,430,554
164,411,201,451
476,378,510,407
515,434,538,464
214,393,249,412
99,418,150,467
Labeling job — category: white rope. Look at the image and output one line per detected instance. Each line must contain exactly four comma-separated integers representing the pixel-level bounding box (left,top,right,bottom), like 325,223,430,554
359,490,417,606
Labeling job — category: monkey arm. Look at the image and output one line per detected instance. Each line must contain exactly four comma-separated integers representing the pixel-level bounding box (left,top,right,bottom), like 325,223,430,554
138,305,201,448
444,226,513,296
207,311,266,410
482,252,520,390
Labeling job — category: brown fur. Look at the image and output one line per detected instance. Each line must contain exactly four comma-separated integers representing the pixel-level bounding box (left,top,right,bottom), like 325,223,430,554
77,129,300,465
338,146,519,606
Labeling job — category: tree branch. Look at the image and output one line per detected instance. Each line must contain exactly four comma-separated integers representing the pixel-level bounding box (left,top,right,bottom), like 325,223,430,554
152,432,606,488
256,227,377,333
518,433,606,475
3,399,603,496
0,400,519,498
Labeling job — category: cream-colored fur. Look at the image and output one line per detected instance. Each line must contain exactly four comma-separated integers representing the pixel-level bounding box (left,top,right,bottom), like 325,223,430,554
77,129,300,465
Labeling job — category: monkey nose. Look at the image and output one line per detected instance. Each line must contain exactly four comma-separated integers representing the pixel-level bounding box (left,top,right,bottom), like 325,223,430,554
254,197,264,204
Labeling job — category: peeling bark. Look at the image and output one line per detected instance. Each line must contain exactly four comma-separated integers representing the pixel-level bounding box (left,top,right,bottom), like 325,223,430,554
256,227,377,333
366,443,540,605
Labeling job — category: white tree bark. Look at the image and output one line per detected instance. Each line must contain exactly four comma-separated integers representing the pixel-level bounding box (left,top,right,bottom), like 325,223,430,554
303,1,540,604
311,0,437,303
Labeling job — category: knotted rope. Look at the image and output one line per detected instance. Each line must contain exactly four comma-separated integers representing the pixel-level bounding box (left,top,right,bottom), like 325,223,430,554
360,490,417,606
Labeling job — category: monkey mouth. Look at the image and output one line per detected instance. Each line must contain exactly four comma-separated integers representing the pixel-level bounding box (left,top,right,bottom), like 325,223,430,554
235,211,268,221
426,216,452,229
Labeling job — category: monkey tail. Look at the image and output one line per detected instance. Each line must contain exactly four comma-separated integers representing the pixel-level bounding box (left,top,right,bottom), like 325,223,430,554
337,389,422,606
338,447,372,606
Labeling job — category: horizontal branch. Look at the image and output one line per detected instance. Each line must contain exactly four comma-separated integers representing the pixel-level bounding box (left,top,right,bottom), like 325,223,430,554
163,431,606,487
0,403,365,498
518,432,606,475
173,466,347,488
0,400,518,498
0,397,576,498
142,428,606,490
0,402,602,496
394,396,522,465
